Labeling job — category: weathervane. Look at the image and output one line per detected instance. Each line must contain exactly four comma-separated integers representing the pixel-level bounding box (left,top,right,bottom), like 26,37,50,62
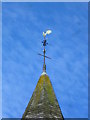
38,30,52,73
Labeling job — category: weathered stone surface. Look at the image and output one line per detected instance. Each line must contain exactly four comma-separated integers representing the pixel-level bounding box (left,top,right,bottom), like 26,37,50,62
22,74,64,119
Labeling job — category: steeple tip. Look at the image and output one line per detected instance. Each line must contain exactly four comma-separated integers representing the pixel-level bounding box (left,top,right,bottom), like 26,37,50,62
41,71,47,76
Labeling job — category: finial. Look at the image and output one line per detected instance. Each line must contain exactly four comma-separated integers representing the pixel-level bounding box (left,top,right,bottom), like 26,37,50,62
38,30,52,74
42,30,52,72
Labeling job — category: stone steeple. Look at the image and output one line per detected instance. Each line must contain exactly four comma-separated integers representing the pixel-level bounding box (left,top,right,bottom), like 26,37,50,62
22,30,64,119
22,74,64,119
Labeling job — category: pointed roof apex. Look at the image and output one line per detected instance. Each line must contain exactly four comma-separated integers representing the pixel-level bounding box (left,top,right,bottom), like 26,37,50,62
41,71,47,76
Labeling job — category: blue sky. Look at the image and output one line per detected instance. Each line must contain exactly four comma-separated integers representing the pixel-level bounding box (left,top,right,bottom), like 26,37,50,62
2,2,88,118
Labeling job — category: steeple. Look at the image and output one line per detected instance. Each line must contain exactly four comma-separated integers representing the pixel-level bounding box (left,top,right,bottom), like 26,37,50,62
22,74,64,119
22,30,64,119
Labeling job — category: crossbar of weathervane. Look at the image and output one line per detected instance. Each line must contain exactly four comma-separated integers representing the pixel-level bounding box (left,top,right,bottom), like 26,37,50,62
38,53,51,59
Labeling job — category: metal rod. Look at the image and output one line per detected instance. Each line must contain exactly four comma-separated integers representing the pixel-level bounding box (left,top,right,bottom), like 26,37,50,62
43,36,45,65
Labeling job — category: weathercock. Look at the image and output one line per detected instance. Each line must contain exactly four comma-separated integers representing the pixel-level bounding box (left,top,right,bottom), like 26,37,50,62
43,30,52,38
